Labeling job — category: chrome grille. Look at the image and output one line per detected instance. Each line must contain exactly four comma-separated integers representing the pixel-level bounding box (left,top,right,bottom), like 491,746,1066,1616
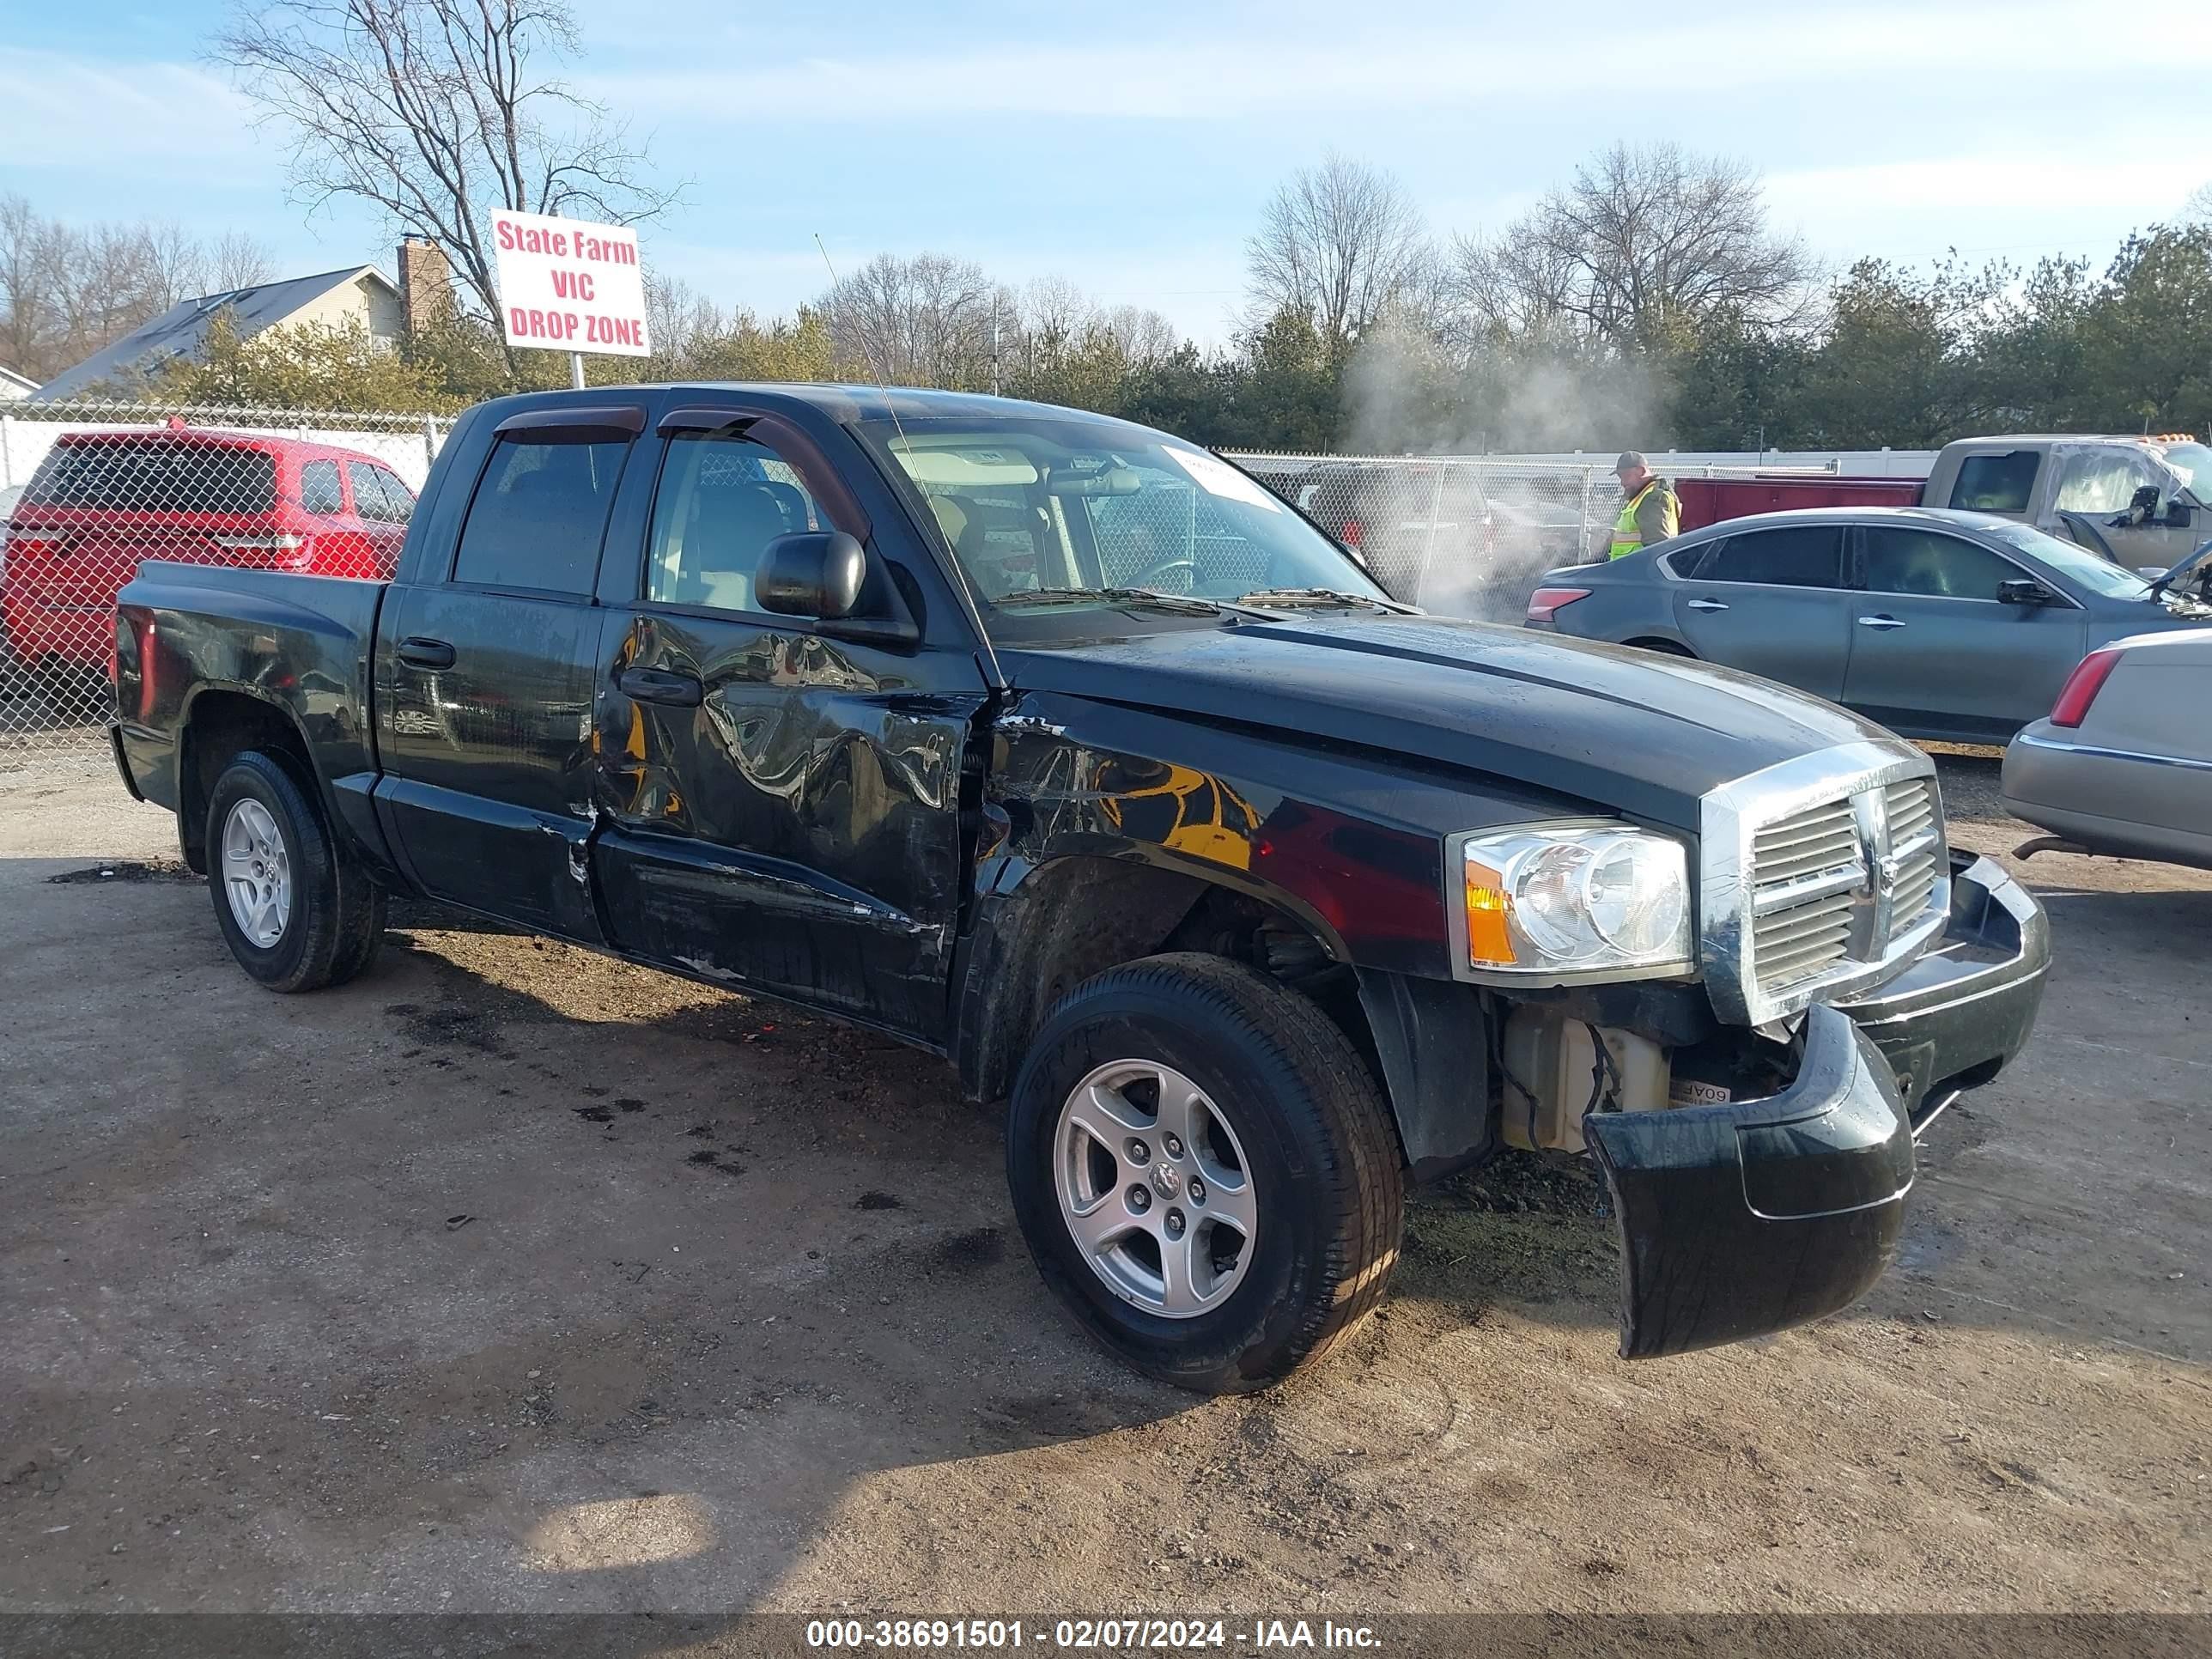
1750,799,1865,995
1885,777,1943,923
1702,744,1955,1027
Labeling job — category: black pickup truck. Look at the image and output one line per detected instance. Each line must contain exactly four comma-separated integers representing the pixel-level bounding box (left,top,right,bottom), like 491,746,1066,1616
112,386,2051,1393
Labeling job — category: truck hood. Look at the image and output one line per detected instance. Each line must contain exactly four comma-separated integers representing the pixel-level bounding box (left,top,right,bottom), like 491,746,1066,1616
997,614,1905,832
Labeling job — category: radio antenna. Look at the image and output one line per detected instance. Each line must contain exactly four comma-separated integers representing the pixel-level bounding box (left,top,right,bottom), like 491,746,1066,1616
814,233,912,457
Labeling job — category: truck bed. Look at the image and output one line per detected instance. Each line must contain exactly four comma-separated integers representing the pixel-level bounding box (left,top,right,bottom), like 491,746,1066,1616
112,562,390,819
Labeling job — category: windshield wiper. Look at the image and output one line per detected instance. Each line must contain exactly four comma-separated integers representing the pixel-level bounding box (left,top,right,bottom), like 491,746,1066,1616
992,586,1223,616
1234,586,1419,614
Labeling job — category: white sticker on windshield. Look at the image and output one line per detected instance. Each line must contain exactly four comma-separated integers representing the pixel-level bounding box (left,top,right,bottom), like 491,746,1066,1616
1164,447,1285,514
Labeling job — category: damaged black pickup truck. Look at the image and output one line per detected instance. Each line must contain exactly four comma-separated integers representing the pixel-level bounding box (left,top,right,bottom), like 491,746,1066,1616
112,386,2051,1393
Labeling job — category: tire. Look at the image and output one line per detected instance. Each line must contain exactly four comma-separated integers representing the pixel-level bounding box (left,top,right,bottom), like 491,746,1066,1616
205,749,386,994
1006,952,1405,1394
1626,637,1693,658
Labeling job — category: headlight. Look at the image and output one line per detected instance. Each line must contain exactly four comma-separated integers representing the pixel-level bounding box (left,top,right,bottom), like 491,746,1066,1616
1457,824,1692,977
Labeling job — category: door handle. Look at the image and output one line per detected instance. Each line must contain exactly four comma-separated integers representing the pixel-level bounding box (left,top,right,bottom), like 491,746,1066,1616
397,636,456,669
1856,615,1906,630
617,665,706,708
1685,598,1729,612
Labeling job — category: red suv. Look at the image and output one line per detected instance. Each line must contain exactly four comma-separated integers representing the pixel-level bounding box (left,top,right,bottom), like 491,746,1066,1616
2,422,416,675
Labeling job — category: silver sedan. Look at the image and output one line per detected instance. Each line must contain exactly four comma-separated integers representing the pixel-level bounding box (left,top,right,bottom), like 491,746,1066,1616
2003,625,2212,872
1525,506,2212,743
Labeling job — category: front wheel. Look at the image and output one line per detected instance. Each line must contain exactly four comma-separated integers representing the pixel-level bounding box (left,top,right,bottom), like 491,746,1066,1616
205,750,386,993
1006,953,1405,1393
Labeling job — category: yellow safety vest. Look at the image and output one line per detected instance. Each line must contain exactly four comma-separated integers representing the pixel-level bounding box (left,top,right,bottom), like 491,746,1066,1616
1609,482,1657,559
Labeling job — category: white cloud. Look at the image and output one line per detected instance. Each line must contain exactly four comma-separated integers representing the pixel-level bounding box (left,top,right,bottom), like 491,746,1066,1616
1766,151,2212,266
0,47,264,175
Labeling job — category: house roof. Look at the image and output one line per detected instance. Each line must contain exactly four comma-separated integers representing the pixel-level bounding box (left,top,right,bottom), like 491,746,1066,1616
31,264,398,402
0,363,37,394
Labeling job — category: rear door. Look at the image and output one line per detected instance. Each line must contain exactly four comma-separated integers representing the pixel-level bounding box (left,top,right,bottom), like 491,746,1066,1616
1840,523,2088,740
1668,523,1853,698
588,400,990,1042
374,402,651,941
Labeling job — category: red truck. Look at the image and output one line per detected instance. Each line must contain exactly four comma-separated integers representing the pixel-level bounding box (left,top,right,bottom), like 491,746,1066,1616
3,422,416,678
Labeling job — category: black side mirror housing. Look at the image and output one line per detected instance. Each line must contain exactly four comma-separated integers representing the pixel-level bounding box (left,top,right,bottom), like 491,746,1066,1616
757,531,865,620
2166,499,2195,528
1997,577,2058,607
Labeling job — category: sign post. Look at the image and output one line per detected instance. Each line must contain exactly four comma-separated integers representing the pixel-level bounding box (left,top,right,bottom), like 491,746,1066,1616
489,208,651,380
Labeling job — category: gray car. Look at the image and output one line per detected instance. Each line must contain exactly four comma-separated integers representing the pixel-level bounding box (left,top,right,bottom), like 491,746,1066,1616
2003,625,2212,872
1525,506,2212,743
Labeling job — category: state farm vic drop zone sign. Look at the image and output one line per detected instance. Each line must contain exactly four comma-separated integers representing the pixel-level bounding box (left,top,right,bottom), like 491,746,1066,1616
490,209,650,356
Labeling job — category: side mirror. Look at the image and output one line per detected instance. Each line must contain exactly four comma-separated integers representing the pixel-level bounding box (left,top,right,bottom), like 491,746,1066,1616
1997,577,2058,607
2166,500,2195,529
757,531,865,619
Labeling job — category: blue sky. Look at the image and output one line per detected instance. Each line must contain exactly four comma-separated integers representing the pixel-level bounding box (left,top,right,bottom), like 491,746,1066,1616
3,0,2208,344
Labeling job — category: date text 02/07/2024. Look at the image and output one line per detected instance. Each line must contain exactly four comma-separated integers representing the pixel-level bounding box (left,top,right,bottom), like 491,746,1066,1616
803,1618,1381,1649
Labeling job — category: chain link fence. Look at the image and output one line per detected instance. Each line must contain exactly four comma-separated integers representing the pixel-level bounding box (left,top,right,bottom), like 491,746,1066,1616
1,402,449,745
0,400,1887,751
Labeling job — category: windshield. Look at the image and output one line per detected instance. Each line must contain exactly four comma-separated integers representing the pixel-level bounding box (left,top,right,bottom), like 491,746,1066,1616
1984,522,2154,599
854,413,1385,616
2158,442,2212,503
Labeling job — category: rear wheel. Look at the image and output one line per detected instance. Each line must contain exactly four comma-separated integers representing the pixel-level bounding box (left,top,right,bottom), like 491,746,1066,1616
205,749,386,993
1006,953,1404,1393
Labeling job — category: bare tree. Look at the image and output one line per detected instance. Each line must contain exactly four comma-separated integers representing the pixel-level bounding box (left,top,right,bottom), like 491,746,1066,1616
1453,142,1815,350
821,252,1012,389
0,196,277,382
215,0,684,330
1245,155,1431,354
1095,303,1180,366
2186,181,2212,225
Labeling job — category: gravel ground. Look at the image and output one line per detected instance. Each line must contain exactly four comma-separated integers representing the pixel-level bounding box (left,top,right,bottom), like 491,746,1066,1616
2,744,2208,1619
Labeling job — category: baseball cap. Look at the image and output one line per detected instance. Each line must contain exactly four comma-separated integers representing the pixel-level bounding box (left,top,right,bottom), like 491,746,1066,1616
1614,451,1648,473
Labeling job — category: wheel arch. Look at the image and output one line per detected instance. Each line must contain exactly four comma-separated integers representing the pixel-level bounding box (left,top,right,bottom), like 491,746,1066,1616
173,688,319,874
955,854,1395,1145
1622,635,1696,657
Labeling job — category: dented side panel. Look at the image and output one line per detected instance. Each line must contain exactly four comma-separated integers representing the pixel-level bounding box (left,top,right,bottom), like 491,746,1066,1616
980,690,1578,980
591,608,988,1041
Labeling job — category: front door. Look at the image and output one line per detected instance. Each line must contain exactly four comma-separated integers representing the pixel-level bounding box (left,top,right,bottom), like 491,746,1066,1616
1669,522,1853,699
1840,523,2088,740
2049,445,2200,573
375,404,651,940
589,404,989,1043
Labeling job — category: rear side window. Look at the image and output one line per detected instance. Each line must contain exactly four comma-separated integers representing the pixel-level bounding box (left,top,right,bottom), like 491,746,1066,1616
453,438,629,592
1948,451,2039,514
1687,526,1843,588
300,459,344,516
24,441,276,514
1860,527,2020,599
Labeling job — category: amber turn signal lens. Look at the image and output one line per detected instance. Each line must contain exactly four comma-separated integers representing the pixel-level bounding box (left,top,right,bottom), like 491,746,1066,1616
1464,858,1516,965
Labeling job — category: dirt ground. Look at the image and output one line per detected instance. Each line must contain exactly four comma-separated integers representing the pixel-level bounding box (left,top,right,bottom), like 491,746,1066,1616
2,744,2208,1618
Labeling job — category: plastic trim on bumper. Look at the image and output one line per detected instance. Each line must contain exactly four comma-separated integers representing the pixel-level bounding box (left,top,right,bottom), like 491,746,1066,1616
1833,852,2050,1118
1586,1002,1912,1359
106,720,143,803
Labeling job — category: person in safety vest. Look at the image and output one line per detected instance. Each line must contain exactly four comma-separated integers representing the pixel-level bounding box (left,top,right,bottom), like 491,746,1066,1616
1606,451,1679,559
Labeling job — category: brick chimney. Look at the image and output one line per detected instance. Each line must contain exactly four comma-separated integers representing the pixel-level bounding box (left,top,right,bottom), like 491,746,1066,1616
398,237,451,334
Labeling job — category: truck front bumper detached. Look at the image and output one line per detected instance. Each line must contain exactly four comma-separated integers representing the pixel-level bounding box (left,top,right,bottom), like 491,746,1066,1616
1585,853,2049,1360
